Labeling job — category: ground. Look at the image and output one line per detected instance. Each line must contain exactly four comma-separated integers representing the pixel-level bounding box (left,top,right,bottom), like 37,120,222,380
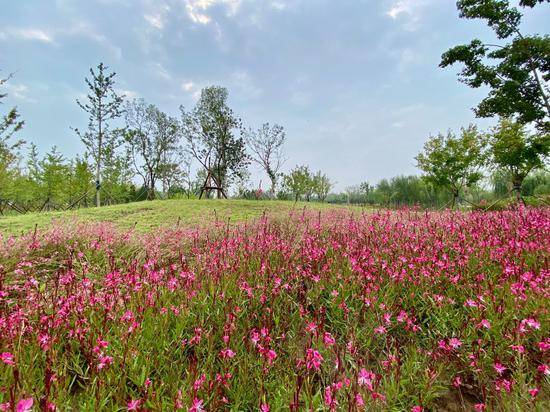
0,199,361,235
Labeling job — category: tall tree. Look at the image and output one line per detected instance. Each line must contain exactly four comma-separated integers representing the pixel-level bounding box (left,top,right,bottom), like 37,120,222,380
180,86,248,198
283,165,312,202
124,99,180,200
0,73,25,201
440,0,550,131
416,125,486,208
312,171,332,202
488,118,549,202
73,63,124,207
246,123,286,196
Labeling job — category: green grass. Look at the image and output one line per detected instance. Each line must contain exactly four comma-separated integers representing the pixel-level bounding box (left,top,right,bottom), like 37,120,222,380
0,198,361,235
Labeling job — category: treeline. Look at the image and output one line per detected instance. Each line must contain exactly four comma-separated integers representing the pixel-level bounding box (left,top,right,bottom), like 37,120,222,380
1,65,331,211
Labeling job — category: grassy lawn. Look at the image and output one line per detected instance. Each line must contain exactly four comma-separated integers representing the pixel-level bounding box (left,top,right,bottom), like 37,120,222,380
0,198,362,235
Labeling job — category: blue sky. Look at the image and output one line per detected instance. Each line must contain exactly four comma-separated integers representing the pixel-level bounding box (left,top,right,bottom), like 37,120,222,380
1,0,547,190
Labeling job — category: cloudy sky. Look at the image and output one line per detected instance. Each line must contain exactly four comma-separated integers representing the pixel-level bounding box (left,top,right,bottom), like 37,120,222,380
1,0,546,190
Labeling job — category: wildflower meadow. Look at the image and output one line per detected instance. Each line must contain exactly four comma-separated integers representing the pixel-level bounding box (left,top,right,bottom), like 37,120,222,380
0,208,548,411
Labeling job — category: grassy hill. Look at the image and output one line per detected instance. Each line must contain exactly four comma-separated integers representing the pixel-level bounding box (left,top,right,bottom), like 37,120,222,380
0,198,360,235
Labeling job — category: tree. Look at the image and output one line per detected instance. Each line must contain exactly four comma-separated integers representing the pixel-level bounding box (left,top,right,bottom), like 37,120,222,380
73,63,124,207
488,118,549,202
180,86,248,199
0,73,25,201
440,1,550,131
416,125,486,208
39,147,72,207
124,99,180,200
283,165,312,202
246,123,286,196
312,171,332,202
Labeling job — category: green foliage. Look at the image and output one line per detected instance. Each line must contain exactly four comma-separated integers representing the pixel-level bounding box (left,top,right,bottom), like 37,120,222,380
311,171,332,202
488,118,549,196
124,99,181,200
180,86,249,197
73,63,125,206
416,125,485,202
441,1,550,130
282,165,312,202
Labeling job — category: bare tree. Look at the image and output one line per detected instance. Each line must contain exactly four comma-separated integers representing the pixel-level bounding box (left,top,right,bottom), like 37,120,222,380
246,123,286,196
124,99,180,200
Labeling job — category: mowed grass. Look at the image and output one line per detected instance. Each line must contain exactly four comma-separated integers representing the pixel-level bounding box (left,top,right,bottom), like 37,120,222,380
0,198,362,235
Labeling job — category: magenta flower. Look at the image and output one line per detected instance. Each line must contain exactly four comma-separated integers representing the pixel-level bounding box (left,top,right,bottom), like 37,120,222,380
16,399,33,412
305,348,323,371
127,399,141,411
1,352,15,366
188,398,203,412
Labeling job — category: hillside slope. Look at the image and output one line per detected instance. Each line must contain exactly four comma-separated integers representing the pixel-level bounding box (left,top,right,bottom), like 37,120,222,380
0,198,360,235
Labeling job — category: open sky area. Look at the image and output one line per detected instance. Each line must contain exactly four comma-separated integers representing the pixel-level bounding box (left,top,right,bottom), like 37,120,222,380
1,0,547,190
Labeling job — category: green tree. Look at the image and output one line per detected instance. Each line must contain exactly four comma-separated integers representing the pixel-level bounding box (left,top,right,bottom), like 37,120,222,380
311,171,332,202
124,99,180,200
73,63,124,207
283,165,312,202
440,0,550,131
246,123,286,196
0,73,25,202
180,86,249,199
39,147,71,207
488,118,549,202
416,125,486,208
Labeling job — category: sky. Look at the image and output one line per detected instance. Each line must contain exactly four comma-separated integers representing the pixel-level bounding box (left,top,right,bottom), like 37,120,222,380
0,0,547,191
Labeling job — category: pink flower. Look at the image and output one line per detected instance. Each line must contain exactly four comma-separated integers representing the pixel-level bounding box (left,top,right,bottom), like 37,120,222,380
127,399,141,411
260,403,270,412
188,398,203,412
474,404,486,411
0,403,10,411
305,348,323,371
1,352,15,366
358,368,376,391
219,348,236,359
98,355,113,370
266,349,277,365
529,388,539,398
16,399,33,412
537,364,549,376
478,319,491,329
510,345,525,354
355,393,364,407
493,362,506,375
374,325,387,335
449,338,462,349
411,406,423,412
323,332,336,347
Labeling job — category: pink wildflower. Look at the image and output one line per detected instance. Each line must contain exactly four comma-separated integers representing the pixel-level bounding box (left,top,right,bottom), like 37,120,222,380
16,399,33,412
1,352,15,366
305,348,323,371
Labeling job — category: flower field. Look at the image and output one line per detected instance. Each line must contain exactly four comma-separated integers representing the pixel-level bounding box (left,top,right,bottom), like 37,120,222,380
0,208,548,411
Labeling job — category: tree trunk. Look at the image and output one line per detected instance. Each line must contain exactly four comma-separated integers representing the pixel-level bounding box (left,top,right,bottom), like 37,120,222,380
96,114,102,207
512,175,524,204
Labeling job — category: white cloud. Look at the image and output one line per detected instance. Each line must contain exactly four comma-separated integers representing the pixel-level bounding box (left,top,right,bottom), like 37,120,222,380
144,13,165,29
116,89,139,99
184,0,242,25
386,0,431,30
0,28,54,43
182,81,195,92
3,83,38,103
